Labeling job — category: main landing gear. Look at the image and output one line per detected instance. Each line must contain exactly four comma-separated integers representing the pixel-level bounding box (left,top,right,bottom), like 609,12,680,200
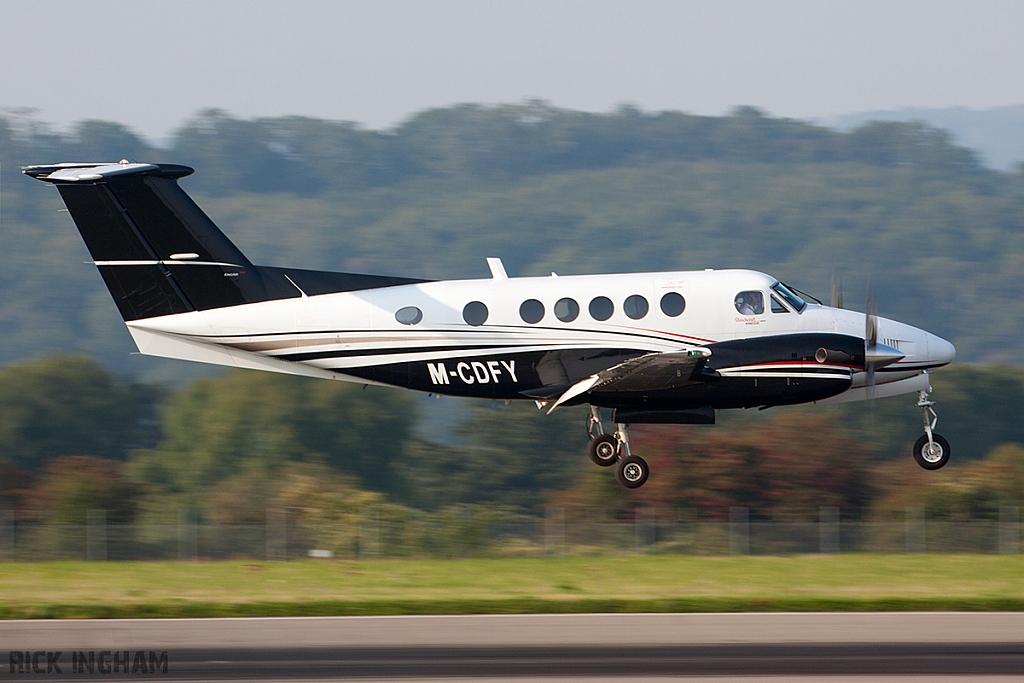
913,385,950,470
587,407,649,488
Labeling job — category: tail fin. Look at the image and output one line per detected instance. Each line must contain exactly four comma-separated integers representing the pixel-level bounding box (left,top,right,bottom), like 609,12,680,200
24,162,424,321
23,161,289,320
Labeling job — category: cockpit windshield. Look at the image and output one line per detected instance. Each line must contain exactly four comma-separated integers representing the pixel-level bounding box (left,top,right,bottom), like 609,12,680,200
771,282,807,312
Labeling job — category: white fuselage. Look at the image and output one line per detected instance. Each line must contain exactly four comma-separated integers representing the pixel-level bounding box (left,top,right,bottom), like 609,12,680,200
126,267,955,406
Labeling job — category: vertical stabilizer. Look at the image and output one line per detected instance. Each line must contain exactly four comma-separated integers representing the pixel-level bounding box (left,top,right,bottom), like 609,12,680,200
25,161,429,322
23,162,288,320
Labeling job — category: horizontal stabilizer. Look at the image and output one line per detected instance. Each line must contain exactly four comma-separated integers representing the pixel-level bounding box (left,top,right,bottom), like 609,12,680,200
23,161,189,182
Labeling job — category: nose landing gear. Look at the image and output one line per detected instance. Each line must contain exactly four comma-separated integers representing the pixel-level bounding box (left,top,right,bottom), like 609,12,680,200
587,407,649,488
913,385,950,470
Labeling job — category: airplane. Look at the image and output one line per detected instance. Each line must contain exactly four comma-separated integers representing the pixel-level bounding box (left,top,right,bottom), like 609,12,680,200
24,160,956,489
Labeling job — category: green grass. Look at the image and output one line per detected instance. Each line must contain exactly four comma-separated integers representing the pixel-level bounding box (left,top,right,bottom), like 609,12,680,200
1,555,1022,619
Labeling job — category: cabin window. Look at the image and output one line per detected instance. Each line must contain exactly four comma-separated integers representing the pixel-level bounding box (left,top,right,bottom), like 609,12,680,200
463,301,489,326
623,295,649,320
519,299,545,324
734,291,764,315
589,296,614,321
770,295,790,313
660,292,685,317
395,306,423,325
554,297,579,322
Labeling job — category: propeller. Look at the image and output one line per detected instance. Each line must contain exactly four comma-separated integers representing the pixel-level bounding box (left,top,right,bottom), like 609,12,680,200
830,267,843,309
865,283,877,396
862,282,904,398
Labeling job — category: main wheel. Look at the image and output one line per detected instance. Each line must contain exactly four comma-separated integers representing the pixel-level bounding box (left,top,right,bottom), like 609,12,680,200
588,434,619,467
615,454,649,489
914,433,950,470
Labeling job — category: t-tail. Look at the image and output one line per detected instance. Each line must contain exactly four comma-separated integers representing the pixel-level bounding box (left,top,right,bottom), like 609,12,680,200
22,161,423,321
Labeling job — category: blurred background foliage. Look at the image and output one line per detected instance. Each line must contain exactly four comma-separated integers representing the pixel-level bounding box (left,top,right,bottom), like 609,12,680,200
0,355,1022,527
2,103,1024,526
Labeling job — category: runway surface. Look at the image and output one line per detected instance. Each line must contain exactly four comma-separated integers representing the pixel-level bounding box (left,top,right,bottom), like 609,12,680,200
2,613,1023,679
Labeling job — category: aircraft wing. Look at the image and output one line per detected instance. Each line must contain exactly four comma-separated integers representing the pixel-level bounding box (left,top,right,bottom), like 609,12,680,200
547,348,712,412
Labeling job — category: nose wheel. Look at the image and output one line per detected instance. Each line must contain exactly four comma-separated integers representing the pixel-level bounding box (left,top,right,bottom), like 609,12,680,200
914,385,950,470
914,433,950,470
587,407,649,488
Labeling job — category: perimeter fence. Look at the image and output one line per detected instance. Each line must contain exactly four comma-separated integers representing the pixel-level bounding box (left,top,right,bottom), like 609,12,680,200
0,506,1019,561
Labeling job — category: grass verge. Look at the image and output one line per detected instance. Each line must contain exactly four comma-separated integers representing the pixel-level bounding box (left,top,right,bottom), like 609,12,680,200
1,554,1021,619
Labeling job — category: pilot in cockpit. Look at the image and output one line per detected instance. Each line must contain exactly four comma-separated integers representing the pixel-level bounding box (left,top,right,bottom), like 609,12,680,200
735,291,764,315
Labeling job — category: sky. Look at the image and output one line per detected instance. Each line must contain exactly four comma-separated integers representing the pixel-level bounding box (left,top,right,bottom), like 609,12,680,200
2,0,1023,143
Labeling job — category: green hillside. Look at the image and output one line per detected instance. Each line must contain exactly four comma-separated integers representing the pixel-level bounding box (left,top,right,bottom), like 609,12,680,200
2,103,1022,377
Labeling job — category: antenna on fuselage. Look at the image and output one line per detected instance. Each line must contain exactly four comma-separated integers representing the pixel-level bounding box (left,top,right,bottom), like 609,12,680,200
283,274,308,298
486,257,508,280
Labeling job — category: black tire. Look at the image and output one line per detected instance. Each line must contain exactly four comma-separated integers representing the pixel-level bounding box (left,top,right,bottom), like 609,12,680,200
914,433,950,470
615,454,649,489
588,434,619,467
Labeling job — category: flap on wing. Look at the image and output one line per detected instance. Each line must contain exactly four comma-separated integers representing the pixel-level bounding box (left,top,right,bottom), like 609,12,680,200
547,348,711,412
594,347,711,393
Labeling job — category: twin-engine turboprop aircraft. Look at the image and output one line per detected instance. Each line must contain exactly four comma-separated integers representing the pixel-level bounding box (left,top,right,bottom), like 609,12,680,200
25,161,956,488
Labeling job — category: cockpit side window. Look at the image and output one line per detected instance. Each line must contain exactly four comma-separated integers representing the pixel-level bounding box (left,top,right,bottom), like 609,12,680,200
734,291,764,315
770,294,790,313
771,282,806,312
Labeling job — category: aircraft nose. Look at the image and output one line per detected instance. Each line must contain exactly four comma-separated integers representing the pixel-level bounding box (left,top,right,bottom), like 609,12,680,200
927,333,956,366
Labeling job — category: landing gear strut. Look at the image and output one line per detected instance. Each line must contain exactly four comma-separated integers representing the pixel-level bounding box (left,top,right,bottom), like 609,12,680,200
587,408,649,488
913,384,950,470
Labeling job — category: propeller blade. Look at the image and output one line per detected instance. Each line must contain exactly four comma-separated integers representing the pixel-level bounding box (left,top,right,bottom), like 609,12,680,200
861,282,905,398
830,268,843,309
865,283,877,347
866,339,906,396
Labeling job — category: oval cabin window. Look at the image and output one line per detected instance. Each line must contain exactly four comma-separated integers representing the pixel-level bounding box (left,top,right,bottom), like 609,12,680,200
624,295,649,320
554,298,579,322
660,292,685,317
395,306,423,325
519,299,544,324
463,301,489,326
589,296,614,321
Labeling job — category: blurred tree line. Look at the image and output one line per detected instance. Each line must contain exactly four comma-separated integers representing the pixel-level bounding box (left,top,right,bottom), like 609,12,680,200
2,102,1024,536
2,355,1023,531
2,103,1024,377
